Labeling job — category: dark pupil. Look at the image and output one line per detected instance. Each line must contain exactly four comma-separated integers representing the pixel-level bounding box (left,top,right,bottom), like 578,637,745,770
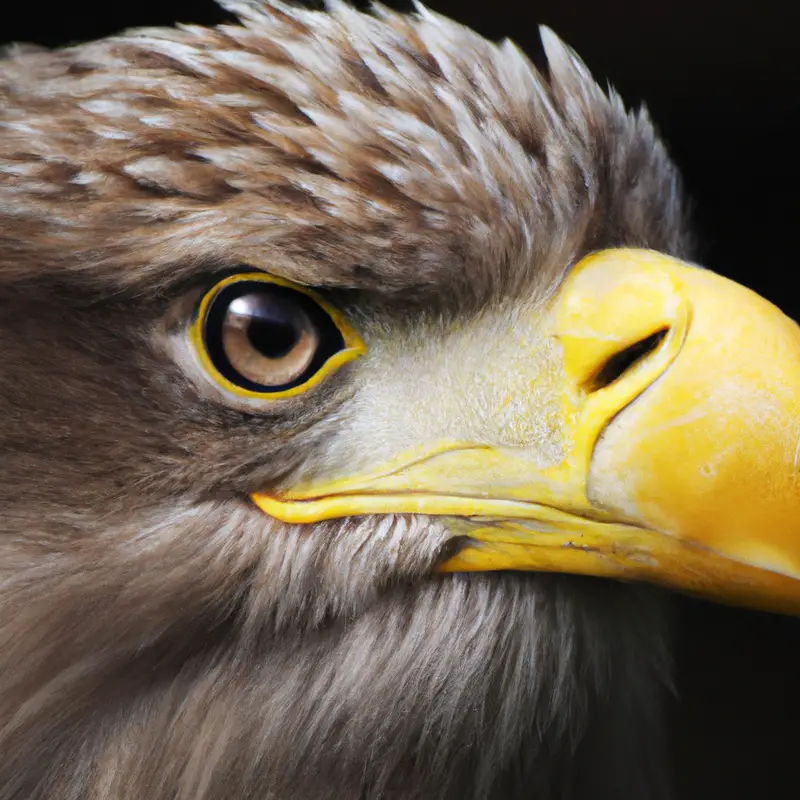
245,296,303,359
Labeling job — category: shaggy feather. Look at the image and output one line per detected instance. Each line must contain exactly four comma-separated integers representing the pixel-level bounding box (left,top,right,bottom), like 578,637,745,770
0,2,687,798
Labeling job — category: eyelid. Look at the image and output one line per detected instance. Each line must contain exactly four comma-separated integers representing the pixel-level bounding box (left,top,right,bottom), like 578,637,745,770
189,272,367,400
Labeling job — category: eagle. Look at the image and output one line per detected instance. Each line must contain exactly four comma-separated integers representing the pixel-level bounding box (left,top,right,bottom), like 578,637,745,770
1,1,799,798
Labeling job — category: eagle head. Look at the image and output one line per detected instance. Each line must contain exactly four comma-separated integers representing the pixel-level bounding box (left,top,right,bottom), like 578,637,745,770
1,1,799,797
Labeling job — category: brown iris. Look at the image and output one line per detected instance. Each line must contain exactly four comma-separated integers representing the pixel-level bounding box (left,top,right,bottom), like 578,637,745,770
221,293,320,387
201,279,346,393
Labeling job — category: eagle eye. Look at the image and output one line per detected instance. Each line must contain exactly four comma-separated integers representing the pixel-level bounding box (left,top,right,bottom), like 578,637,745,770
191,273,366,398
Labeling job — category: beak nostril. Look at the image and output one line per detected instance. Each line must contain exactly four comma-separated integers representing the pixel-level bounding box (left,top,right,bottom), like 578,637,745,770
587,329,668,392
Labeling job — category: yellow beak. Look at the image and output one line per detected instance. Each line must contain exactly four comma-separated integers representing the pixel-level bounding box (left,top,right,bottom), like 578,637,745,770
253,249,800,616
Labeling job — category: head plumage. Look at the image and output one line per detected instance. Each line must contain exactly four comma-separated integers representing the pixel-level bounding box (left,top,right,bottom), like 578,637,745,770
0,0,688,305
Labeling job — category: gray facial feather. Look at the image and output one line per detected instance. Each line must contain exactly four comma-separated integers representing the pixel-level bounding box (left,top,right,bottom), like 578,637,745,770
0,2,685,798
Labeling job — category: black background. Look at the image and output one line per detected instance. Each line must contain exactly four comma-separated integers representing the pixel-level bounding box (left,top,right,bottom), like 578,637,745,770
4,1,800,797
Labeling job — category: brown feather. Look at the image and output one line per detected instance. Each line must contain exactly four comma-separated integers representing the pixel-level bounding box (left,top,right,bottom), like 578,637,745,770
0,2,689,798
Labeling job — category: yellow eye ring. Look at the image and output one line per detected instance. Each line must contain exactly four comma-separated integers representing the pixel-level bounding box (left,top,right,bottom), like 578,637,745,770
189,273,366,400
